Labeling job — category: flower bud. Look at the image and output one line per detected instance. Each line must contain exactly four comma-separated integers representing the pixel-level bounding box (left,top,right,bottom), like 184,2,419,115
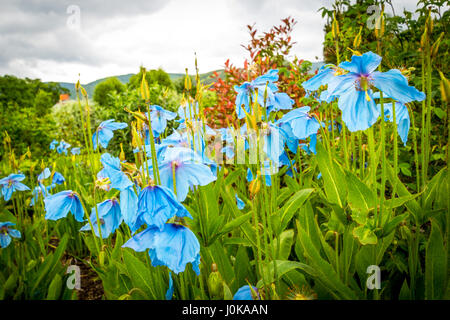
207,263,224,299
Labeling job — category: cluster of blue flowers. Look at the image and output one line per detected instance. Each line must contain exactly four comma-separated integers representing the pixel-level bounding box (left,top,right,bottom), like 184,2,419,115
50,139,80,155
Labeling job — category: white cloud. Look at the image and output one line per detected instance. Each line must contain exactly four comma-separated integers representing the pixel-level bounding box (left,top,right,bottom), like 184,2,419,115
0,0,428,83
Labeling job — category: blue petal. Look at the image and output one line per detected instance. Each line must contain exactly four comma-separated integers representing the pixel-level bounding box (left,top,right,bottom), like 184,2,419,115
235,194,245,210
372,69,426,103
338,88,380,132
339,51,381,75
0,234,12,248
122,226,158,251
233,285,259,300
120,186,139,232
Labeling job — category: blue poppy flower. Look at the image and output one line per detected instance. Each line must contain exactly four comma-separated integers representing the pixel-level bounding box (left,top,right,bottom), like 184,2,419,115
80,199,123,238
277,106,320,140
100,153,133,191
135,185,192,231
0,173,30,202
267,92,295,113
235,194,245,210
123,223,201,275
49,139,59,150
305,52,425,132
93,119,128,149
56,141,71,155
30,184,51,207
52,172,65,185
44,190,84,222
0,222,21,248
37,168,51,182
233,285,259,300
71,147,81,155
146,105,177,135
234,70,279,119
158,147,216,202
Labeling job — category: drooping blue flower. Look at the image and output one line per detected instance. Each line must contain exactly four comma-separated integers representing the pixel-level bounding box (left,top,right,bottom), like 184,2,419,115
235,194,245,210
44,190,84,222
80,199,123,238
277,106,321,140
37,168,51,182
158,147,216,202
120,186,139,232
100,153,133,191
234,70,279,119
93,119,128,150
147,105,177,135
233,285,259,300
56,141,71,155
0,173,30,202
267,92,295,113
71,147,81,155
49,139,59,150
30,184,51,207
135,185,192,232
52,172,65,185
0,222,21,248
123,223,201,275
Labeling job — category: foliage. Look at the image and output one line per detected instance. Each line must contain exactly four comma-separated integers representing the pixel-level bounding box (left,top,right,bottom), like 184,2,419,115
209,17,313,128
93,77,125,107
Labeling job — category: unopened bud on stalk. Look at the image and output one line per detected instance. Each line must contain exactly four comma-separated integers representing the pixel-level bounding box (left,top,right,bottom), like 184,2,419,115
249,179,261,198
207,263,224,299
119,143,125,161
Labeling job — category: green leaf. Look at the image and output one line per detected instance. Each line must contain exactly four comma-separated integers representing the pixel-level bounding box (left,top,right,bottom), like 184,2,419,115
122,249,155,299
259,260,315,285
345,170,376,214
278,229,294,260
46,274,62,300
425,221,447,300
353,225,377,245
220,212,252,236
277,188,314,234
316,142,347,207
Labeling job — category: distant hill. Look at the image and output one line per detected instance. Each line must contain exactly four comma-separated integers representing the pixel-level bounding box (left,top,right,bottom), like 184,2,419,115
56,71,223,99
53,63,322,99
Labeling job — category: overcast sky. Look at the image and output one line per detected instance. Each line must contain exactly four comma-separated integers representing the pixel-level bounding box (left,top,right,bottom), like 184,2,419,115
0,0,421,84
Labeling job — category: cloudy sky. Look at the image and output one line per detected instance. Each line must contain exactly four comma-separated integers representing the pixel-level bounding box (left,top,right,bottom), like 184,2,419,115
0,0,420,84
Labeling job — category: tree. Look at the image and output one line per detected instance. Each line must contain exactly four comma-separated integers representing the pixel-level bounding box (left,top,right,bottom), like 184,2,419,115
93,77,125,106
127,67,173,90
